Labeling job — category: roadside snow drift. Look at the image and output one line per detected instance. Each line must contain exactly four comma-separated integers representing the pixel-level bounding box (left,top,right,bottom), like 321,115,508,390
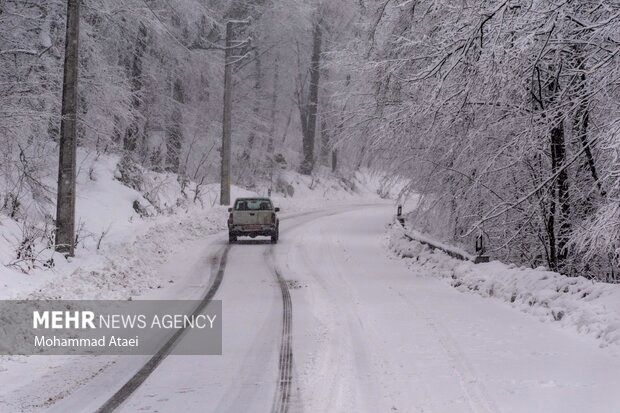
388,223,620,347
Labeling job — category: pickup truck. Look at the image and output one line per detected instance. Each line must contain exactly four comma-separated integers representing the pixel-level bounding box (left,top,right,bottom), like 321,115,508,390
227,197,280,244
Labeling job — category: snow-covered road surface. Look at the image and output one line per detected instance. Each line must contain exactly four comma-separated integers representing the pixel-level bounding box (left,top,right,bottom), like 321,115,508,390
56,205,620,412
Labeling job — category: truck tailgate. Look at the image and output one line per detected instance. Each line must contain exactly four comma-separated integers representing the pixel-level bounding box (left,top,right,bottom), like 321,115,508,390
232,211,273,225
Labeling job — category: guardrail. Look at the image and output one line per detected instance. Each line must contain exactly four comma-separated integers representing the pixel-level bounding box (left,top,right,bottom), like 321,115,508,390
400,226,474,262
394,204,491,263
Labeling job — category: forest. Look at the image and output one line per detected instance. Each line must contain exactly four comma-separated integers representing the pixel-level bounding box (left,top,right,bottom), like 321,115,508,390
1,0,619,281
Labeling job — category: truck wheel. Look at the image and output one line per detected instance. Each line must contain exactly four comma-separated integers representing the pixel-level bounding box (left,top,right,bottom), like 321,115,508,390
229,233,237,244
271,231,279,244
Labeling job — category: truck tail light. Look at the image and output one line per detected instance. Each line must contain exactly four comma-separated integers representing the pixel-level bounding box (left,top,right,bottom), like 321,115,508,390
271,212,276,223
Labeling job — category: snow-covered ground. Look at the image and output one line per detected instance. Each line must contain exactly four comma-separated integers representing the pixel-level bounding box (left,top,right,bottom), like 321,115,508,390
2,155,620,412
0,154,387,412
0,154,383,301
41,204,620,413
388,223,620,347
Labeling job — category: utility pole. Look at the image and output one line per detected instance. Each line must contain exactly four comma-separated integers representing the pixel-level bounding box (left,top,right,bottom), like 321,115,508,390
268,55,278,193
300,18,323,175
55,0,80,256
220,20,249,206
220,21,233,206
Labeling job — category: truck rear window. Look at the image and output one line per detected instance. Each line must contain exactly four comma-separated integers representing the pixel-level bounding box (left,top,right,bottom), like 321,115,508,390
234,199,272,211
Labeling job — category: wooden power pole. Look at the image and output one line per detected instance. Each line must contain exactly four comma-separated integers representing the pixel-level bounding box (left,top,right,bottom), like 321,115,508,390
55,0,80,256
219,21,233,206
219,20,249,206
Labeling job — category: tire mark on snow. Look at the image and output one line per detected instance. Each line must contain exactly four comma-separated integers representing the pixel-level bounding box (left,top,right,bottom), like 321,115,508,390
267,206,373,412
280,218,376,411
269,247,294,413
268,205,379,412
95,244,231,413
95,205,379,413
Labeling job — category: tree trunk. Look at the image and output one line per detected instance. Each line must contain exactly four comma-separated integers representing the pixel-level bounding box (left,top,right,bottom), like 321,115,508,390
320,119,329,165
574,67,603,196
241,47,262,163
550,115,570,270
268,56,278,156
124,23,147,153
165,78,184,173
300,19,322,175
268,56,278,187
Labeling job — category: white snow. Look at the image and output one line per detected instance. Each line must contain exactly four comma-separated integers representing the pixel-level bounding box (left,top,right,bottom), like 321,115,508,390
388,222,620,347
0,155,385,413
0,153,380,301
276,207,620,413
62,205,620,413
3,157,620,412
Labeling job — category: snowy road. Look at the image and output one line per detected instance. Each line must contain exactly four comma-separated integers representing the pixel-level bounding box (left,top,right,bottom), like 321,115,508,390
59,205,620,412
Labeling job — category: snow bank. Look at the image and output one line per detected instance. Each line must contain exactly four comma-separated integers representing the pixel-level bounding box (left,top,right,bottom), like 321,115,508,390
0,150,228,299
388,223,620,346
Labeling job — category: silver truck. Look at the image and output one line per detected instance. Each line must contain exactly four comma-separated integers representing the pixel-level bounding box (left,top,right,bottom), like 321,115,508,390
227,198,280,244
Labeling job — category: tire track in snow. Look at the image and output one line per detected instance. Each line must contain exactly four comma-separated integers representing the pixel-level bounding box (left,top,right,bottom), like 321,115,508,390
266,210,344,413
95,244,231,413
270,263,294,413
96,205,378,413
267,205,386,413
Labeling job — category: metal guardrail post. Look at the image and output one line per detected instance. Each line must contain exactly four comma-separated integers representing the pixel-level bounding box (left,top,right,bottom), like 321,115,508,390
397,205,405,226
474,233,490,263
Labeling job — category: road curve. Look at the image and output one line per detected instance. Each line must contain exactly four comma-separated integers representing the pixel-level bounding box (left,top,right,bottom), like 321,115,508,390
57,203,620,413
101,205,373,413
